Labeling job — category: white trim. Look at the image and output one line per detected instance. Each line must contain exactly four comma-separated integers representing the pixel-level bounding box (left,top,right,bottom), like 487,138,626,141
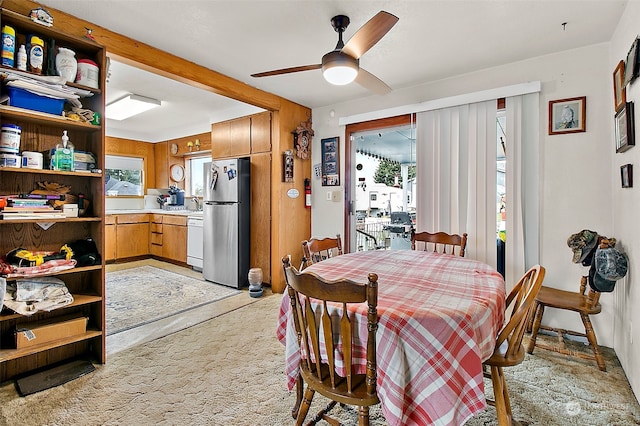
338,81,542,126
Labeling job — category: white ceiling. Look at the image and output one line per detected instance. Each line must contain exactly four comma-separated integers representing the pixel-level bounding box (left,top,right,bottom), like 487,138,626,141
37,0,626,143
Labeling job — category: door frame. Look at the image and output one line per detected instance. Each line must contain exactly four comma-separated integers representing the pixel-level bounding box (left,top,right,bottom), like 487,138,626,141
344,114,412,252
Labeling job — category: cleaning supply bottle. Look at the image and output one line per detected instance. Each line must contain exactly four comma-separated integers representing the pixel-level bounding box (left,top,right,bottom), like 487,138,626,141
53,130,74,171
1,25,15,67
16,45,27,71
28,35,45,74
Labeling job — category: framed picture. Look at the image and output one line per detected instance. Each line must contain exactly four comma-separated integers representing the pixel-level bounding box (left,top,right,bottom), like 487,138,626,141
621,164,633,188
615,102,635,153
624,37,640,86
549,96,586,135
283,150,294,182
613,60,626,112
321,137,340,186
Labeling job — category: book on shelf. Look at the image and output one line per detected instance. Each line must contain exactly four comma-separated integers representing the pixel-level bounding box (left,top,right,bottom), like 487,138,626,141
1,211,67,220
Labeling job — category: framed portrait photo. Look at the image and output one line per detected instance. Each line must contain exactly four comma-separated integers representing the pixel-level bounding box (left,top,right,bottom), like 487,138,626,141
621,164,633,188
615,102,635,153
549,96,586,135
624,37,640,86
613,60,626,112
321,137,340,186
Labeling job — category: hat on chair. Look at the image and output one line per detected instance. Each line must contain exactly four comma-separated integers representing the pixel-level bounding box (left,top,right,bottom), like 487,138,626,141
567,230,598,263
590,246,628,292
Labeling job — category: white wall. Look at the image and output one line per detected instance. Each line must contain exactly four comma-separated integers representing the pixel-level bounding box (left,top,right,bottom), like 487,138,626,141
310,40,640,393
610,0,640,399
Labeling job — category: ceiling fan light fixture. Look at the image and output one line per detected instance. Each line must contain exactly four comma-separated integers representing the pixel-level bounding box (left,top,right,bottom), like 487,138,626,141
322,51,358,85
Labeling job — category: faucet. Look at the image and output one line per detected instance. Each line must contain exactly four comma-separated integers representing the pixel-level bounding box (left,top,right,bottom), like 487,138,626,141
192,196,202,211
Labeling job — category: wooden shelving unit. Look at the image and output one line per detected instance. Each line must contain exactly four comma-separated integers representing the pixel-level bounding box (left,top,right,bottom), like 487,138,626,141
0,6,106,381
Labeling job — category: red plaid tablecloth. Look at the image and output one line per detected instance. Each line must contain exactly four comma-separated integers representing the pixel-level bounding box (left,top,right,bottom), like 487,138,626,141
276,250,505,426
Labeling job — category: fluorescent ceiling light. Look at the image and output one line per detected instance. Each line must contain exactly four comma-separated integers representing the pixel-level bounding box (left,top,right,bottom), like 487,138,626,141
322,51,358,86
105,94,161,120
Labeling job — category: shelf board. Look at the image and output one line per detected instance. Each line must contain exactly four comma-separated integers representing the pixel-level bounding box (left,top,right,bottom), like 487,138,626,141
0,9,103,54
0,166,102,178
0,293,102,322
0,330,103,362
0,105,102,131
0,216,102,224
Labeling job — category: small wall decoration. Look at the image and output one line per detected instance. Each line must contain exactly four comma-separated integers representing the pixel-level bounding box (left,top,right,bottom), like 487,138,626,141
613,60,627,112
621,164,633,188
321,137,340,186
549,96,586,135
615,102,635,153
283,150,294,183
293,118,314,160
624,37,640,86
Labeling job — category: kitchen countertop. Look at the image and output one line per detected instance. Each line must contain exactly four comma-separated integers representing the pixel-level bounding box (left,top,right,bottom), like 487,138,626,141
106,209,203,217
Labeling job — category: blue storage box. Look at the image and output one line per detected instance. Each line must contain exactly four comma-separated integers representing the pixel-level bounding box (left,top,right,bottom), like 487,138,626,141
6,87,65,116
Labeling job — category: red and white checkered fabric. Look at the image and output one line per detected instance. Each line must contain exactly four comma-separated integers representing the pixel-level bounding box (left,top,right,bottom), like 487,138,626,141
276,250,505,426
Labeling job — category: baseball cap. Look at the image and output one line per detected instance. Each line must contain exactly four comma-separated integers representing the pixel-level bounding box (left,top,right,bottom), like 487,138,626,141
567,230,598,263
590,246,628,292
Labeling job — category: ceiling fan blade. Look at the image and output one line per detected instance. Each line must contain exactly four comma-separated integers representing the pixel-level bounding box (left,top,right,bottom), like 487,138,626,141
342,11,399,59
355,68,392,95
251,64,322,78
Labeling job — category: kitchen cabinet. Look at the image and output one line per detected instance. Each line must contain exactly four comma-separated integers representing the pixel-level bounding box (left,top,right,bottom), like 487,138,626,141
113,214,150,259
0,7,106,381
149,214,187,263
211,112,271,158
105,216,117,261
250,112,271,153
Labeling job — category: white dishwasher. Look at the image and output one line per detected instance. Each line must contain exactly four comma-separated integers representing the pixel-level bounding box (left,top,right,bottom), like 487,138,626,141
187,215,204,271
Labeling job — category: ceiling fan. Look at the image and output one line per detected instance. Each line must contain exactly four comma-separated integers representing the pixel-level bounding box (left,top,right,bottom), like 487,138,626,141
251,11,399,95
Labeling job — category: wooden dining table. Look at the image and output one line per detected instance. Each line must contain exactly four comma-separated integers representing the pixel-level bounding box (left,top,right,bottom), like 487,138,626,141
276,249,506,426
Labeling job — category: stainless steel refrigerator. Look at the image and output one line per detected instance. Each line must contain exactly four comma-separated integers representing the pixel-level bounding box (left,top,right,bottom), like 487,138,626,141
203,158,250,288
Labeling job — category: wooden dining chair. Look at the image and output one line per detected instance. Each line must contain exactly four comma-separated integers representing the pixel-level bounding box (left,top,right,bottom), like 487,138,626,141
526,275,606,371
300,234,343,270
483,264,545,426
282,256,380,426
410,229,468,257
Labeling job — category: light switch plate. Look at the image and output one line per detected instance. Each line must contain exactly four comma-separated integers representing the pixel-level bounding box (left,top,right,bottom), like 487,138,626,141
332,190,341,202
326,191,332,201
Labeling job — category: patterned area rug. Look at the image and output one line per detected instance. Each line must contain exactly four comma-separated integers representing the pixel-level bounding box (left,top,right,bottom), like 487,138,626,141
106,265,240,335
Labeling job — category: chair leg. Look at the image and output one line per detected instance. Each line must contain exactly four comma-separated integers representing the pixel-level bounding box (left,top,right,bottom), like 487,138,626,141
490,365,513,426
295,387,315,426
526,304,544,354
580,313,607,372
526,301,539,333
358,406,370,426
292,374,304,419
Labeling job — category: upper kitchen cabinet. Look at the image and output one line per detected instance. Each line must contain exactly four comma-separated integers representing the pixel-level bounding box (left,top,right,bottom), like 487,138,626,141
211,112,271,158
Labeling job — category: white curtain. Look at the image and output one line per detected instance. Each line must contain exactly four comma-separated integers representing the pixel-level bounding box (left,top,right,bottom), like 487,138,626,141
416,100,497,265
504,94,540,286
415,94,540,287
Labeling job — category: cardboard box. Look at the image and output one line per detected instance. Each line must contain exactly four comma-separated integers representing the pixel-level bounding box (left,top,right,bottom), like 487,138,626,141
15,316,88,349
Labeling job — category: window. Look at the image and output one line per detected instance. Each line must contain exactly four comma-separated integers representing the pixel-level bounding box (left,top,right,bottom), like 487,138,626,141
186,156,209,197
105,155,143,196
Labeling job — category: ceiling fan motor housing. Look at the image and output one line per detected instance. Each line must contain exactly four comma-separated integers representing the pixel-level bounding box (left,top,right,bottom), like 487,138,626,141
322,51,359,85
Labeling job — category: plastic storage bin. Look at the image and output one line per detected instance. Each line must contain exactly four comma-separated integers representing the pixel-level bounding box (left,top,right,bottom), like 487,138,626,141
6,87,65,115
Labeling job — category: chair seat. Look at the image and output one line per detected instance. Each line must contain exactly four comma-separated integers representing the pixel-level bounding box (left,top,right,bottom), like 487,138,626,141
535,286,601,315
484,340,525,368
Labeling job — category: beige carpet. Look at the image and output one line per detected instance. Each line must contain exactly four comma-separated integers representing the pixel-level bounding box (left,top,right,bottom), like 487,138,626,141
1,293,639,425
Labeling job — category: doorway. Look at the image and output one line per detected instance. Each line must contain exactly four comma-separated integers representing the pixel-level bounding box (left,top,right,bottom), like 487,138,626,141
344,115,414,252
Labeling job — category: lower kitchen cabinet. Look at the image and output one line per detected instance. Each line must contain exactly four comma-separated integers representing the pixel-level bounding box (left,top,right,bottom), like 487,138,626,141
108,214,150,260
105,217,117,261
150,214,187,263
